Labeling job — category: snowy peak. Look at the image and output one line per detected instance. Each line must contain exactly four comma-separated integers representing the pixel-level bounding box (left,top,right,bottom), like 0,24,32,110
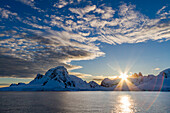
101,78,120,87
158,68,170,78
28,66,76,88
131,72,143,78
45,66,69,80
28,66,97,89
10,83,26,87
35,74,44,80
29,73,46,85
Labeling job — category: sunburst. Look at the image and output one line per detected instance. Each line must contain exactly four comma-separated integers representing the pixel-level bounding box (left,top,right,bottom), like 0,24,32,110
119,73,128,80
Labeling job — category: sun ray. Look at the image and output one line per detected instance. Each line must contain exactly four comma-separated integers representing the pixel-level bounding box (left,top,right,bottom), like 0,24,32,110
125,79,140,91
114,72,140,91
114,79,124,91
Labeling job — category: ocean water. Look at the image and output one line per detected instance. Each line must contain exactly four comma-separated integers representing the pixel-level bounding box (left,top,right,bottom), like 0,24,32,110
0,91,169,113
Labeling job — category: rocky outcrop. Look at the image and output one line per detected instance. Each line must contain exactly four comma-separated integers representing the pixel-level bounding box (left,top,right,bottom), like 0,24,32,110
89,81,100,88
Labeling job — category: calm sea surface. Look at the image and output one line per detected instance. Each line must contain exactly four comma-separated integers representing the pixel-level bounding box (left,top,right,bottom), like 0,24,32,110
0,91,169,113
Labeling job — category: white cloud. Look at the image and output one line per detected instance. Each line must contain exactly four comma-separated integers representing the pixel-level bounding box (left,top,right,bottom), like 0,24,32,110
51,3,170,46
94,4,170,45
156,6,170,20
157,6,166,14
23,20,51,30
8,3,169,60
118,3,136,16
53,0,68,8
69,5,96,17
0,8,17,19
154,68,160,71
94,8,105,14
0,37,39,60
18,0,34,7
3,1,168,48
101,7,115,19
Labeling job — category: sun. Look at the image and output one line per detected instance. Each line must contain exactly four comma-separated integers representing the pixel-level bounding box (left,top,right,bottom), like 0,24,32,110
119,73,128,80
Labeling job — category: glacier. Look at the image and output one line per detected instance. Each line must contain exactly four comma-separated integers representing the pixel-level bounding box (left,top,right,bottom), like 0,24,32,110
0,66,170,91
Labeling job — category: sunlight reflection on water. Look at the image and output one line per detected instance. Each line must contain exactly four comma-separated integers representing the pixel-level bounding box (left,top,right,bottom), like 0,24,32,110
115,95,135,113
120,95,132,113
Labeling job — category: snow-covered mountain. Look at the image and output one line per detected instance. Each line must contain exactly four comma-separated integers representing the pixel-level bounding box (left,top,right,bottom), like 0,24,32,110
0,66,170,91
101,69,170,91
0,66,100,91
29,66,76,89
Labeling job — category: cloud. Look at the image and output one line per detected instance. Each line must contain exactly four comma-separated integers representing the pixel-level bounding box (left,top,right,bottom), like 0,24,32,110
69,5,96,17
0,31,104,77
0,1,170,80
0,83,10,85
0,83,10,87
154,68,160,71
157,6,166,14
96,4,170,44
69,72,92,78
54,3,170,45
94,8,105,14
53,0,69,8
0,34,5,37
101,7,115,19
17,0,44,12
0,47,99,78
23,20,51,30
18,0,35,7
0,8,18,19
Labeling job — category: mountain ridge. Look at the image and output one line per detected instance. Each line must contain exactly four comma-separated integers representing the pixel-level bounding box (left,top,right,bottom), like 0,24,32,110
1,66,170,91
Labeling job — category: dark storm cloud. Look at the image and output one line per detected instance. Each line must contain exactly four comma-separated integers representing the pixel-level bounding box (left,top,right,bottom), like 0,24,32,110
0,33,97,78
0,55,40,77
0,28,103,78
0,83,10,85
0,45,92,78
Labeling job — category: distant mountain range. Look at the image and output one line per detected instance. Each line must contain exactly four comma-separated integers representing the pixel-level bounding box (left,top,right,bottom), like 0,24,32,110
0,66,170,91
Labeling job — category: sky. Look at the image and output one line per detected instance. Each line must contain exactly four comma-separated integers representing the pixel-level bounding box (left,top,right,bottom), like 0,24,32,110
0,0,170,87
